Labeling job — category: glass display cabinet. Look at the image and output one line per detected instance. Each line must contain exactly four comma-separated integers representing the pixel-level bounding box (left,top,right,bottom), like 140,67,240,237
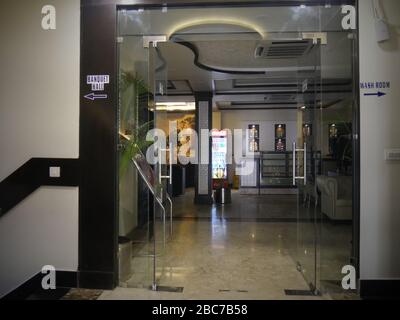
260,152,294,188
260,151,321,188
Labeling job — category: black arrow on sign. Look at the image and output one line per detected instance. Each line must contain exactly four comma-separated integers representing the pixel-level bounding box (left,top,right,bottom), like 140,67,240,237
364,91,386,97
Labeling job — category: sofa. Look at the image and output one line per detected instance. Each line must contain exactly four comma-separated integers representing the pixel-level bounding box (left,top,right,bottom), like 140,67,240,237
316,175,353,221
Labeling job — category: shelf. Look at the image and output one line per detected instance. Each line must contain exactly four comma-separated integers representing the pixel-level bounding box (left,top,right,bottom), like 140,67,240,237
260,151,292,187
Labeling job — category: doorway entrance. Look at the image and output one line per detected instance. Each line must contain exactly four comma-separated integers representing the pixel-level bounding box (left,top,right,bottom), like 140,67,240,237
113,2,358,299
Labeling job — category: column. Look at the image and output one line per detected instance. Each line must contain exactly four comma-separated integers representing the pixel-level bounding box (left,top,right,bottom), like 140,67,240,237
194,92,213,205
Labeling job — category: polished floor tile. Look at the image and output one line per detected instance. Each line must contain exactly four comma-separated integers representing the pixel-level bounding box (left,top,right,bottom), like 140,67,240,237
100,190,356,300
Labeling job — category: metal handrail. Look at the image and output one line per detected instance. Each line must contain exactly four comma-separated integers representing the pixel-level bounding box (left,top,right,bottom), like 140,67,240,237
132,157,167,291
166,193,173,237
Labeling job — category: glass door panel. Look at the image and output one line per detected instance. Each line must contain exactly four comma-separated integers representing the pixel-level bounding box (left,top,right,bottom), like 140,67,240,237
295,41,322,294
318,23,356,296
149,42,170,289
118,30,157,289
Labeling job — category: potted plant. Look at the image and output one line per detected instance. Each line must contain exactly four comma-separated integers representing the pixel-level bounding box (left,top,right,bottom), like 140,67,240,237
118,71,154,178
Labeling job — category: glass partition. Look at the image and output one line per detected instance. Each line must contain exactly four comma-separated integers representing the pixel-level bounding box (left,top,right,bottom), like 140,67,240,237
118,31,156,289
295,40,322,293
318,6,357,297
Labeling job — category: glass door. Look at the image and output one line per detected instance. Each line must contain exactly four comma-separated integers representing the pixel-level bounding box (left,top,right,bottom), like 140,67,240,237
118,32,155,289
294,41,322,294
148,40,172,290
117,34,171,291
117,3,357,296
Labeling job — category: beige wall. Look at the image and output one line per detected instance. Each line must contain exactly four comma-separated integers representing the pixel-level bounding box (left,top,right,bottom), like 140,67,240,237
221,109,298,152
213,112,222,130
0,0,80,297
359,0,400,280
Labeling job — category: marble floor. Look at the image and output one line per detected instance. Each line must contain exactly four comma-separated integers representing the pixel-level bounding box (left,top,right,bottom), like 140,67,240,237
99,190,357,300
173,189,299,221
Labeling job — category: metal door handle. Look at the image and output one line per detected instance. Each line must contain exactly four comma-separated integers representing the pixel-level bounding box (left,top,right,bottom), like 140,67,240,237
292,142,307,186
293,142,296,186
169,143,172,185
159,144,173,184
303,143,307,185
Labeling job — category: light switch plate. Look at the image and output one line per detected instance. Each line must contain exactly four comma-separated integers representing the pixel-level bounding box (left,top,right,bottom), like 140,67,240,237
385,149,400,161
49,166,61,178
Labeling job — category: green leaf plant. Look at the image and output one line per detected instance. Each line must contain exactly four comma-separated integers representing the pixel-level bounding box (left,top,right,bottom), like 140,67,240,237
119,71,154,179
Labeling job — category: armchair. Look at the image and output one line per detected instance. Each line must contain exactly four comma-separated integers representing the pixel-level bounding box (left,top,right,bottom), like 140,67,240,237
316,176,353,221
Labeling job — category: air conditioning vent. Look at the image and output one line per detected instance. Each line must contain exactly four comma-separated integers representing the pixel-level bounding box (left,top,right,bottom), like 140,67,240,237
266,94,297,102
255,40,313,59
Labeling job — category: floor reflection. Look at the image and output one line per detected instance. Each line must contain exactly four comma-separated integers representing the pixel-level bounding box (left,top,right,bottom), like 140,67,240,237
112,188,357,300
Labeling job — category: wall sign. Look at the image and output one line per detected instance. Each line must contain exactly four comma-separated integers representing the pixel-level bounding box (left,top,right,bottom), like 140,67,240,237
84,93,108,101
360,81,390,97
87,75,110,91
84,75,110,101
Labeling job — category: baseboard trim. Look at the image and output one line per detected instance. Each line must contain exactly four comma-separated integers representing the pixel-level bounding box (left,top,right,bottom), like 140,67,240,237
360,279,400,300
1,271,78,301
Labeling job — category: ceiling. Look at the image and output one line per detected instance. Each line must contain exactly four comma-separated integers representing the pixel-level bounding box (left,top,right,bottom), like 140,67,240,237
155,32,353,111
119,4,355,111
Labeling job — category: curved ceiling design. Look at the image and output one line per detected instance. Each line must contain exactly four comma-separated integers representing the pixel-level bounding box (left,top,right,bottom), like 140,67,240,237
169,22,266,75
167,20,266,40
175,41,265,75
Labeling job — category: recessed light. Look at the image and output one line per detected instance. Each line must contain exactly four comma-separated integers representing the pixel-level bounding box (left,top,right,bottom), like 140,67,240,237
155,102,196,111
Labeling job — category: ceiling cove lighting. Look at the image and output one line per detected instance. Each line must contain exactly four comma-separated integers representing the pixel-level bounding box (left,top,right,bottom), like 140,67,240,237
168,19,266,39
155,102,196,112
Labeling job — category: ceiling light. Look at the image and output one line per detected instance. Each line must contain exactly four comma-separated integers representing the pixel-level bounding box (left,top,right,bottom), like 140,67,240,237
155,102,196,111
157,102,187,106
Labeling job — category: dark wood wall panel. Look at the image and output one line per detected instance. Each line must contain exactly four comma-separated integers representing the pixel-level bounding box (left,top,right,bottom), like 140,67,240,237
79,0,118,289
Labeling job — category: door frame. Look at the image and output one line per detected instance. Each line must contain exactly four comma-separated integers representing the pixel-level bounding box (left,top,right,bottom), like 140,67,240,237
79,0,360,290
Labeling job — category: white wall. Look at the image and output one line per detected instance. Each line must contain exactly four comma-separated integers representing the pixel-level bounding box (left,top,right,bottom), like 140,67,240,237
359,0,400,280
0,0,80,297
